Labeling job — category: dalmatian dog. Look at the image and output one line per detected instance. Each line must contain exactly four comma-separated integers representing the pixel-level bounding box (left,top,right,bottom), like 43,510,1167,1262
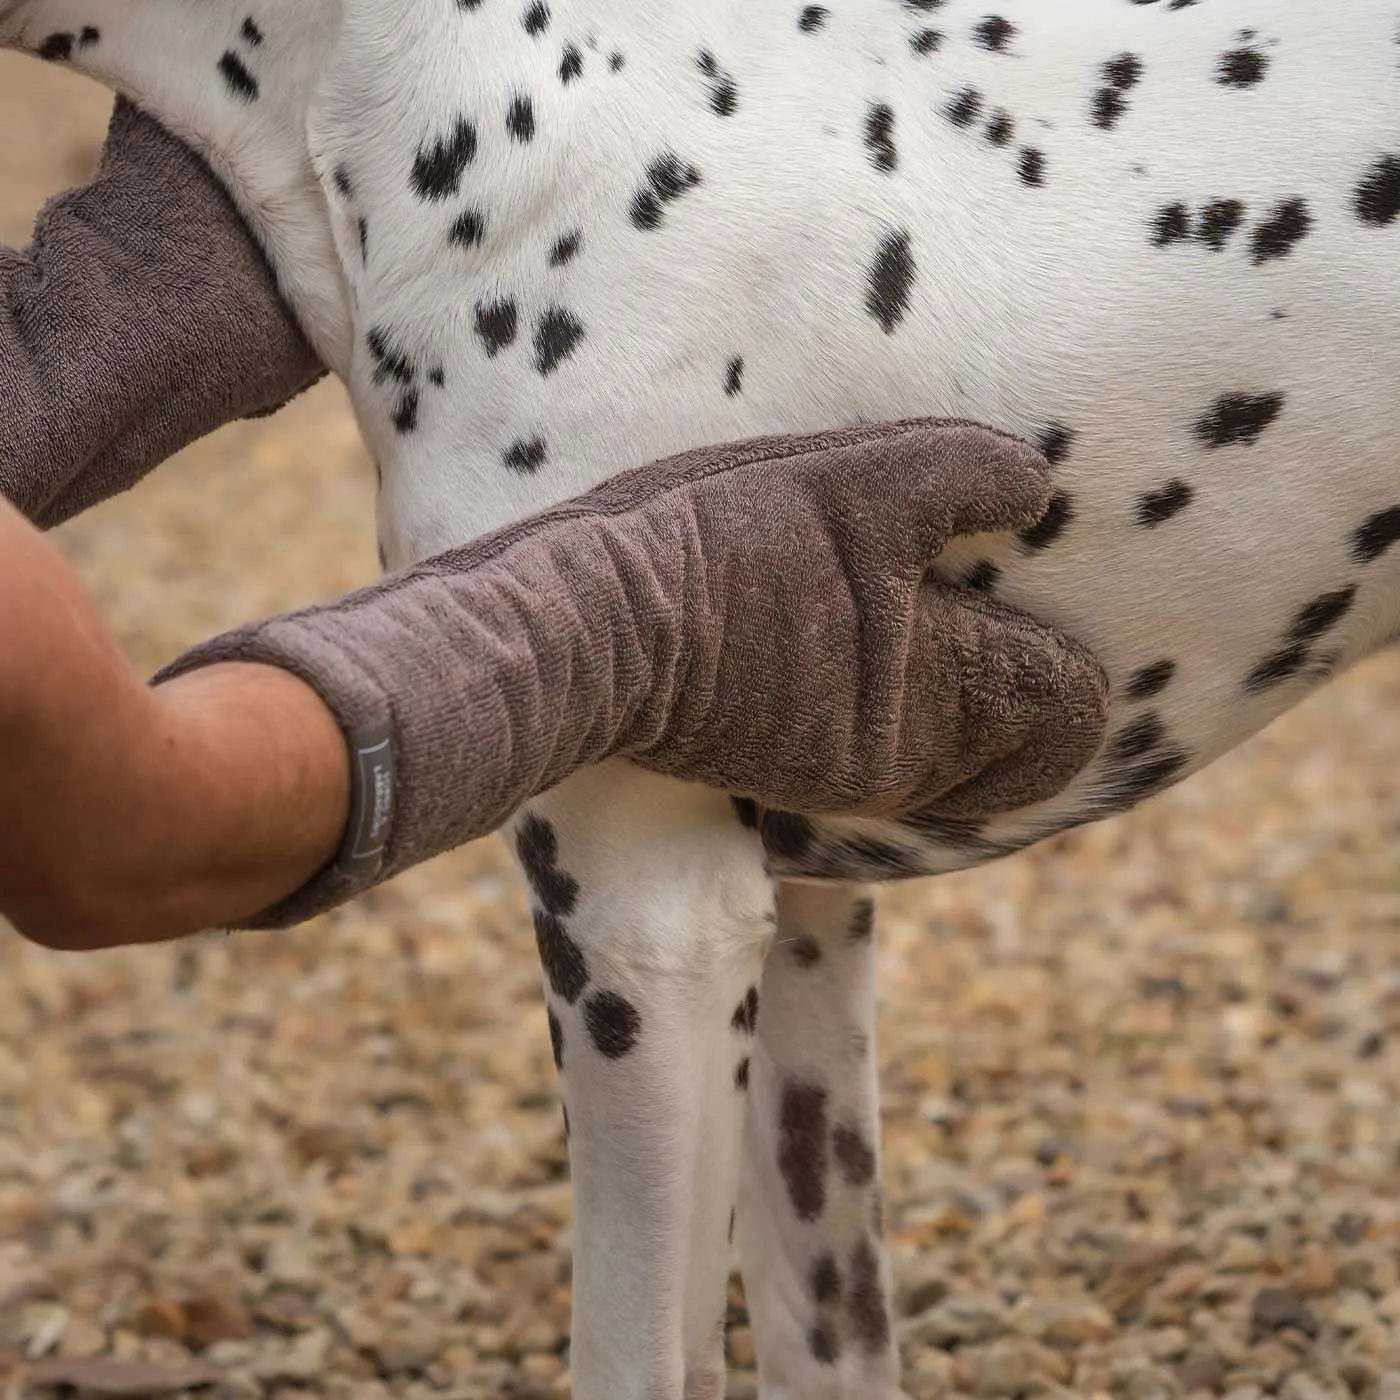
6,0,1400,1394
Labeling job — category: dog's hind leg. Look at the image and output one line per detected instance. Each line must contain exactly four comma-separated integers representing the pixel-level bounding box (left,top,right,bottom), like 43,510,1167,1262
736,882,905,1400
513,762,775,1400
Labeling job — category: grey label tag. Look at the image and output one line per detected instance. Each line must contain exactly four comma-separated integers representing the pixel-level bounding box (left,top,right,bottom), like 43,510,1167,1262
336,718,394,878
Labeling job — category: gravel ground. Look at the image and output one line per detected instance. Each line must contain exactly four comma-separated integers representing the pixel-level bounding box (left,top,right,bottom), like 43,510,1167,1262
5,57,1400,1400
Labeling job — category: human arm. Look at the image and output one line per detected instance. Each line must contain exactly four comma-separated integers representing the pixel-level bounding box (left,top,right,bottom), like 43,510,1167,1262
0,494,348,947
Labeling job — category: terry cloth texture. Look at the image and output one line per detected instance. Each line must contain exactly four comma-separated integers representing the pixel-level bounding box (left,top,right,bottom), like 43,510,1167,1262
0,98,324,529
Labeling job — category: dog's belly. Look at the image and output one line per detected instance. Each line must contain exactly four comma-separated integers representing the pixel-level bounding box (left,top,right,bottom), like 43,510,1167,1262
311,0,1400,877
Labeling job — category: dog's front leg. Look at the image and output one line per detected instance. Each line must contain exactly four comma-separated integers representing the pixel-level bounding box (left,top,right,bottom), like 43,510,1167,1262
511,760,775,1400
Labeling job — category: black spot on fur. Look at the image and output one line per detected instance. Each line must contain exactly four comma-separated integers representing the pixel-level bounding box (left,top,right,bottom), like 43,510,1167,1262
849,898,875,941
725,356,744,396
547,1007,564,1071
449,208,486,249
790,934,823,968
78,26,100,47
240,16,264,46
1244,643,1309,693
799,6,830,32
506,94,536,141
1352,506,1400,563
1096,749,1190,807
866,229,915,332
1109,712,1165,762
734,1057,751,1090
762,810,818,861
332,165,354,198
357,218,368,261
865,103,898,172
812,1253,842,1304
630,151,703,230
912,29,944,54
559,43,583,83
504,436,548,473
808,1317,841,1365
217,51,259,100
1251,198,1310,264
903,814,989,849
38,33,74,61
1289,586,1357,641
961,560,1001,592
1217,46,1267,86
1039,423,1075,464
411,117,477,200
696,49,738,115
1019,491,1073,550
1355,156,1400,226
973,15,1015,50
833,1124,877,1187
548,230,581,265
583,990,641,1058
1091,87,1127,129
984,109,1014,144
366,327,415,386
523,1,550,36
831,836,921,877
429,366,444,387
514,813,580,916
848,1237,891,1355
1137,478,1194,526
1018,148,1046,186
732,986,760,1035
1090,51,1142,129
475,298,518,357
778,1081,830,1222
535,307,585,375
1126,659,1176,701
1151,202,1191,246
1193,198,1243,251
1193,392,1283,447
945,87,983,127
534,911,589,1004
1104,52,1142,88
392,390,420,434
731,796,760,829
609,50,625,71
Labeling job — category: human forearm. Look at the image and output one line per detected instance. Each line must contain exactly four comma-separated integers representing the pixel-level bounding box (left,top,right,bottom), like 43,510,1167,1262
0,502,348,947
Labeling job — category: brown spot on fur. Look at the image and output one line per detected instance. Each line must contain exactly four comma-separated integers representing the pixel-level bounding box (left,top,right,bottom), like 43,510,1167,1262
848,1236,891,1355
833,1123,877,1187
778,1081,830,1221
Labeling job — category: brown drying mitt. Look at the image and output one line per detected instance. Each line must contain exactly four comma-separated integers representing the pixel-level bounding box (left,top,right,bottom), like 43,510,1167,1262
156,418,1109,929
0,98,324,529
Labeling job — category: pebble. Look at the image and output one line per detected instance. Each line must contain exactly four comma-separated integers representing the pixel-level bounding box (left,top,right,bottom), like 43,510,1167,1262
913,1296,1010,1347
1251,1287,1319,1341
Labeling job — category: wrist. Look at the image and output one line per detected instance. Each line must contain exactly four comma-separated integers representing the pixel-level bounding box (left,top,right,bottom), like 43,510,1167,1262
136,662,353,937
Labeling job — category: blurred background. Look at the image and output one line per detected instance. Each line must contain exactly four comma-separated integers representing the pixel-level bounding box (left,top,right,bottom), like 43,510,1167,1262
4,52,1400,1400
